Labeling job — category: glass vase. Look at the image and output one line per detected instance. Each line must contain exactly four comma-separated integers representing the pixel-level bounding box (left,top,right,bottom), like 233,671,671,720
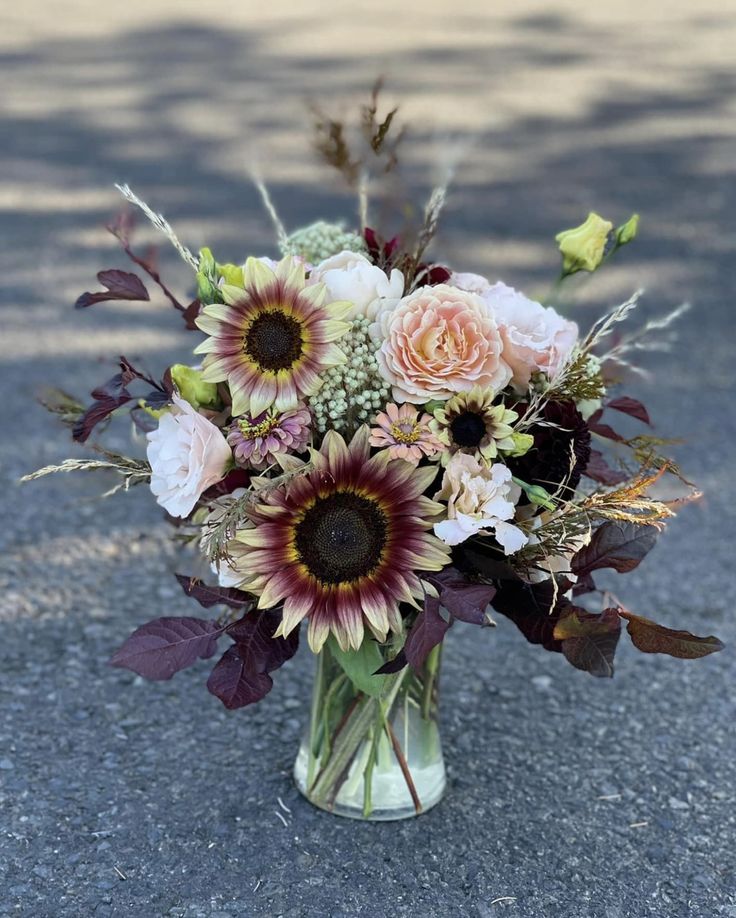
293,641,446,820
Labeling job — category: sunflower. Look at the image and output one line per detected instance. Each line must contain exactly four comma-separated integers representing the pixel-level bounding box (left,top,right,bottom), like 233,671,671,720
194,256,352,418
228,426,451,652
430,386,519,465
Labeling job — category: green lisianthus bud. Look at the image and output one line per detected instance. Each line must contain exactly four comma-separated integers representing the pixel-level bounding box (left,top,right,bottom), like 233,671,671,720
505,432,534,458
555,212,613,275
513,477,556,511
170,364,219,410
196,247,220,303
615,213,639,246
424,399,447,415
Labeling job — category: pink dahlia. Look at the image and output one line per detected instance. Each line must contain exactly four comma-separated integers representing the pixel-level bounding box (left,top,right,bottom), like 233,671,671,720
369,403,444,465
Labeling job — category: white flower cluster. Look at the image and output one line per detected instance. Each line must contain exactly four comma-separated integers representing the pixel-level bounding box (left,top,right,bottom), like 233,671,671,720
308,316,390,435
280,221,366,264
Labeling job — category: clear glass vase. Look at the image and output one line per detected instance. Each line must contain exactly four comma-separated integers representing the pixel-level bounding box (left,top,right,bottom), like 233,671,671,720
293,641,446,820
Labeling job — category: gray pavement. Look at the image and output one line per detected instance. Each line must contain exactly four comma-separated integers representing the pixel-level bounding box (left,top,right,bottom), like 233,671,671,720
1,3,735,916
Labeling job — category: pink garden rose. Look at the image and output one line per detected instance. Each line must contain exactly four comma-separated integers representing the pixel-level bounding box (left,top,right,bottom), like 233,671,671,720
146,395,232,518
484,283,578,391
371,284,512,403
451,275,579,392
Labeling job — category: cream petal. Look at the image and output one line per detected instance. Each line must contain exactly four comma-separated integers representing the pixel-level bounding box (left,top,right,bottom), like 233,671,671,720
325,299,356,321
201,303,233,321
243,257,276,290
248,376,278,416
221,284,249,306
194,315,225,337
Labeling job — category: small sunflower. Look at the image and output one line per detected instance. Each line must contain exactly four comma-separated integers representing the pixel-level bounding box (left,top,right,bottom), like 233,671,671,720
228,426,451,652
430,387,518,465
194,256,352,418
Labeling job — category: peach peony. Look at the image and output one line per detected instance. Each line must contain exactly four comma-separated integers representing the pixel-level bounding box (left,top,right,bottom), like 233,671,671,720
371,284,511,403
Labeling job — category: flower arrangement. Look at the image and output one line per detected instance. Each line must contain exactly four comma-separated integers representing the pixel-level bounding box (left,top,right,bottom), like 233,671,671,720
27,90,723,820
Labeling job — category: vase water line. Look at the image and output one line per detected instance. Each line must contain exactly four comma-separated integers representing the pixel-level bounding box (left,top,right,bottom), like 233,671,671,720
293,641,446,820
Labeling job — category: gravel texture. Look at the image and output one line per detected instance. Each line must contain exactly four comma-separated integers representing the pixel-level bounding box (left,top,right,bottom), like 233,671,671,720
1,3,735,916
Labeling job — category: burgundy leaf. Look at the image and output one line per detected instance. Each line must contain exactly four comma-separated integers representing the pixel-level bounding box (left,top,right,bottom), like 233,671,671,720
572,572,597,597
106,212,199,328
75,269,150,309
572,521,658,577
606,396,651,426
553,606,622,678
618,610,724,659
491,578,564,652
588,420,625,442
427,568,496,625
175,574,255,610
454,539,523,583
226,610,300,674
404,598,452,670
375,649,408,675
73,356,167,442
206,646,274,709
109,617,225,681
72,394,134,442
584,449,629,486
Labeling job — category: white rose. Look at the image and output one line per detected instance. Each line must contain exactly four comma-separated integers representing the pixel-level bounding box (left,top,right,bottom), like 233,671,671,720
311,250,404,321
481,282,578,392
433,453,527,554
147,395,232,518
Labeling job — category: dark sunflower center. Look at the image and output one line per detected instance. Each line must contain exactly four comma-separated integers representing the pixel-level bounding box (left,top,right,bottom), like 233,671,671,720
244,310,303,371
450,411,487,448
295,492,387,584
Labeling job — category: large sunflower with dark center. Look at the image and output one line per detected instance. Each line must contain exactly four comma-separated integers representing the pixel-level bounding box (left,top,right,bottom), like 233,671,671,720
229,427,451,652
507,399,591,495
194,256,352,417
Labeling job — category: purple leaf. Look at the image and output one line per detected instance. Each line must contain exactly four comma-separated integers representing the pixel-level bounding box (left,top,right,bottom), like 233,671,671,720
584,449,629,486
109,617,225,681
404,598,452,670
427,568,496,625
73,356,167,442
207,611,300,709
226,611,300,674
607,396,651,426
618,610,724,659
175,574,255,610
75,269,150,308
572,521,658,577
553,606,622,678
206,646,274,709
107,214,197,328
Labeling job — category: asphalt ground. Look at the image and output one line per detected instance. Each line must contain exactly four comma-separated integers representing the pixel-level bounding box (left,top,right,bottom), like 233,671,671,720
1,3,735,916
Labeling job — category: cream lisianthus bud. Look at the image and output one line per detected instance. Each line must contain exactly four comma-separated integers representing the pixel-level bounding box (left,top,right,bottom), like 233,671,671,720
555,212,613,274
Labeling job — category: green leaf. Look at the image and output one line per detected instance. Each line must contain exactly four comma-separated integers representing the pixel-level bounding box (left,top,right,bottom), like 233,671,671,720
327,636,388,698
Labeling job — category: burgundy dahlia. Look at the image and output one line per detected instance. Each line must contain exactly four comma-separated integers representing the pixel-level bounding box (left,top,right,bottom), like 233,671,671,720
507,400,591,496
